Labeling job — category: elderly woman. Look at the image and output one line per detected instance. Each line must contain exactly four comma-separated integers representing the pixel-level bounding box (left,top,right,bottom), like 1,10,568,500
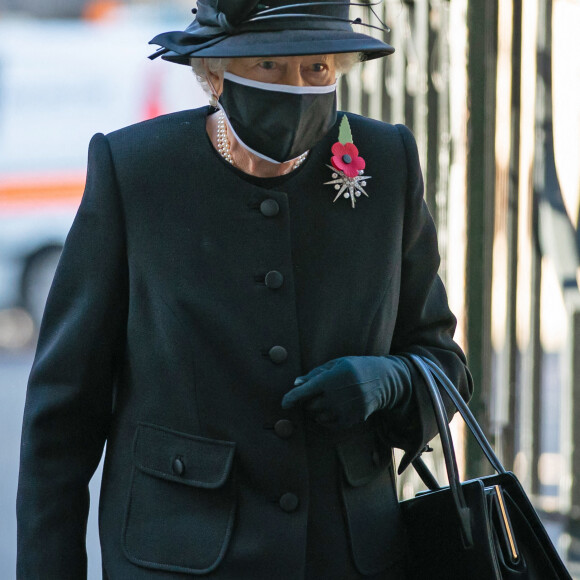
17,1,472,579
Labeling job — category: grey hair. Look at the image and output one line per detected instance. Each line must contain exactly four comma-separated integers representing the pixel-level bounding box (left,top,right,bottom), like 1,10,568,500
190,53,362,94
190,58,231,94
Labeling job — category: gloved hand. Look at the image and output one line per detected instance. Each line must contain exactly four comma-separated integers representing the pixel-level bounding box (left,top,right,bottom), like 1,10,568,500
281,355,412,429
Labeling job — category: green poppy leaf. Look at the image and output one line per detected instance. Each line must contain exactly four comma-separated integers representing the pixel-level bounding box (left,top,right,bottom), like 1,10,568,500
338,115,353,145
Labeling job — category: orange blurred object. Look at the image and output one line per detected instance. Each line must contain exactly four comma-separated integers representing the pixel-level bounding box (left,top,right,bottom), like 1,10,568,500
0,172,84,212
143,70,165,120
83,0,121,21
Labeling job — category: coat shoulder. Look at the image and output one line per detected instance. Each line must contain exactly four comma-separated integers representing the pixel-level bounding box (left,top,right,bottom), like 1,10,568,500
104,107,208,163
342,111,396,132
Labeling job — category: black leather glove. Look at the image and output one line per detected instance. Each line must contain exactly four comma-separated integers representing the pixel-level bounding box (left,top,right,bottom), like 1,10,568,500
281,355,413,429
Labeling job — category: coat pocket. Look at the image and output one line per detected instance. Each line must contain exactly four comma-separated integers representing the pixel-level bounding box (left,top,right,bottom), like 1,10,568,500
122,423,236,575
337,431,406,576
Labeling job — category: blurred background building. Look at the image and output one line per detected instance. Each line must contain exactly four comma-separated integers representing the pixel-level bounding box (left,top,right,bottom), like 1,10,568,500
0,0,190,18
0,0,87,18
1,0,579,577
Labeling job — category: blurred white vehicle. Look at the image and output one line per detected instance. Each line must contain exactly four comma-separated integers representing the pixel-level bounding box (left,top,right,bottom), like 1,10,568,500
0,6,205,328
0,174,81,325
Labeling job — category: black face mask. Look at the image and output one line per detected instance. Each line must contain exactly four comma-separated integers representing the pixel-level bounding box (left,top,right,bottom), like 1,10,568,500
218,72,337,164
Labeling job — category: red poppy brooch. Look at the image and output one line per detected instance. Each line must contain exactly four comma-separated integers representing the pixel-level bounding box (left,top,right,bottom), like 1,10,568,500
324,115,371,208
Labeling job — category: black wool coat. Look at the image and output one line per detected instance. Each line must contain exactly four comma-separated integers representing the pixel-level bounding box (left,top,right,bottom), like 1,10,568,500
17,107,473,579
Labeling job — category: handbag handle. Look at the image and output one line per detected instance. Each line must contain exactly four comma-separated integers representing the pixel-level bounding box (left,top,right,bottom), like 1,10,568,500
405,354,480,547
415,355,506,475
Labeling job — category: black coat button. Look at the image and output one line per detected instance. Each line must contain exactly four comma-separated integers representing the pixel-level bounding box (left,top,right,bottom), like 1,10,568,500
269,345,288,364
274,419,294,439
265,270,284,289
279,492,299,512
172,457,185,476
260,199,280,217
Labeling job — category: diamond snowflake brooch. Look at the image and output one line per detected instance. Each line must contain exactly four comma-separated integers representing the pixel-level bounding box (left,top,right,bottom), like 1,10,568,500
324,115,371,209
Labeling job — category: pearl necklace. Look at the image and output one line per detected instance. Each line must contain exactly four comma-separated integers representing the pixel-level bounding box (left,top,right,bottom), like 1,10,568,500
216,112,309,172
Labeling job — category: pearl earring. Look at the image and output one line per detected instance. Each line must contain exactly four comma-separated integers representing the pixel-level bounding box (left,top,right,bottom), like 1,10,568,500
209,94,218,107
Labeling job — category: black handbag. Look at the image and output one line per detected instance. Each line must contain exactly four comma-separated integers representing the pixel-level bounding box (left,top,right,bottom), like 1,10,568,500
400,354,572,579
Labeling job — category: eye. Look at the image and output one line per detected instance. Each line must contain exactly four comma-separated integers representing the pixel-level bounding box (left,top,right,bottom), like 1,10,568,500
310,63,328,72
258,61,277,70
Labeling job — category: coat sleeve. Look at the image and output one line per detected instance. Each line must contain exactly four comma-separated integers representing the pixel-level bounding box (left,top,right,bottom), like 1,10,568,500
377,123,473,473
16,133,129,579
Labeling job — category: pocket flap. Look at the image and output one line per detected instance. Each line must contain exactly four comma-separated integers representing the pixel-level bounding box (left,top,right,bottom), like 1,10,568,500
133,423,235,489
337,431,387,487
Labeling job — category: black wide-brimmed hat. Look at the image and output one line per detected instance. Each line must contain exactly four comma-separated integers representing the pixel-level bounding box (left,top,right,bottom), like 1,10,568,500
149,1,394,64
